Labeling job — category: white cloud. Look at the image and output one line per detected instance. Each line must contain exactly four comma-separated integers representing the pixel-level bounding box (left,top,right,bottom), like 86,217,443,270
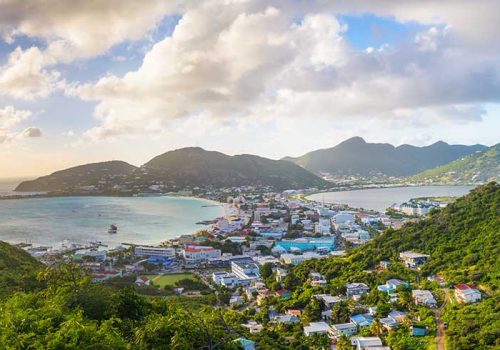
0,105,34,142
0,47,60,100
62,0,500,141
0,0,180,99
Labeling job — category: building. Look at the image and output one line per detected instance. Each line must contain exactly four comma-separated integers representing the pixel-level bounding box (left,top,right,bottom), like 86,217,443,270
412,290,437,307
330,322,358,338
350,336,390,350
183,246,221,262
400,251,430,269
315,294,344,308
310,272,327,287
377,279,409,293
135,276,151,286
135,246,175,258
231,261,260,283
350,314,374,328
454,284,481,303
303,321,331,337
346,283,370,297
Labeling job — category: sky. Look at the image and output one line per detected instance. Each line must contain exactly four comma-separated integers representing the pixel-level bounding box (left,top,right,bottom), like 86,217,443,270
0,0,499,178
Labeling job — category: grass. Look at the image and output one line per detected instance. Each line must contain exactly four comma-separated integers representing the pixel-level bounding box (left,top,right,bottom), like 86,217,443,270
145,273,195,288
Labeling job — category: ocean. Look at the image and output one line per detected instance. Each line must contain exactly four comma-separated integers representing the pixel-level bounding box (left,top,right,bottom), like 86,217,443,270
0,195,223,247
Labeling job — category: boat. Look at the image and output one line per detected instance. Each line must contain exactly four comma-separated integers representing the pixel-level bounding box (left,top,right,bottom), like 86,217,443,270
108,224,118,234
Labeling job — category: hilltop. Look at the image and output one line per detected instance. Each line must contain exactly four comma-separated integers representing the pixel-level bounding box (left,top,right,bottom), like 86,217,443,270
15,161,138,192
284,137,486,177
15,148,329,193
142,147,329,190
409,144,500,184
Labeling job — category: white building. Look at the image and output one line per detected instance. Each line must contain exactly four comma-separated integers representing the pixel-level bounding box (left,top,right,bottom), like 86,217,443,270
455,284,482,303
135,246,175,258
412,290,437,307
183,246,221,262
351,337,390,350
304,321,331,337
231,261,260,282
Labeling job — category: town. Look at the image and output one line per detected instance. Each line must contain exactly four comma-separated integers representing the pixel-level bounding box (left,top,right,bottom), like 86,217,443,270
15,186,484,350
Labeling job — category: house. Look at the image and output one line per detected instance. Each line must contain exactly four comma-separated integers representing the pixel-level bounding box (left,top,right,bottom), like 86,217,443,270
304,321,331,336
379,317,399,330
273,315,300,324
412,290,437,307
229,295,244,306
330,322,358,338
400,251,430,269
275,268,288,282
234,338,255,350
379,260,392,269
135,276,150,286
377,279,409,293
346,283,370,297
242,320,263,334
315,294,344,308
286,309,302,316
275,289,292,299
350,336,390,350
388,310,407,323
309,272,327,287
454,284,481,303
350,314,374,328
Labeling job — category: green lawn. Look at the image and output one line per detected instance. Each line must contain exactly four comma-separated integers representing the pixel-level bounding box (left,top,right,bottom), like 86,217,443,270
145,273,195,288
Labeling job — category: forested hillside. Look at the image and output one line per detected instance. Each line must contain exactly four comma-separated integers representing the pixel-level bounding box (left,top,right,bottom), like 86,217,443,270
0,241,42,297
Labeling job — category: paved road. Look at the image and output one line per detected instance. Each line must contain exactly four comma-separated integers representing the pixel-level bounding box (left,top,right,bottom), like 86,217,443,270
435,288,451,350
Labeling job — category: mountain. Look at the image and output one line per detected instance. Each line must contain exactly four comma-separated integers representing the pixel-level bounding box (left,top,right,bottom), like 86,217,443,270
15,148,329,193
142,147,329,190
15,161,138,192
0,241,42,297
409,143,500,184
283,137,487,177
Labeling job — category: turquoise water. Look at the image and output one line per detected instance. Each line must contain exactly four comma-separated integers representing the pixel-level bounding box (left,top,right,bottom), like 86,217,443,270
0,196,223,246
307,186,476,212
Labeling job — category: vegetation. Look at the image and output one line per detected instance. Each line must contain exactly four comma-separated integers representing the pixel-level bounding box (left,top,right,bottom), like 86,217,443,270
409,143,500,184
145,273,196,288
15,161,137,192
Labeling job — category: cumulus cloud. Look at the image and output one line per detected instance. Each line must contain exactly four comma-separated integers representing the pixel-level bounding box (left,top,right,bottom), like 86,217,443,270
0,105,34,142
0,0,180,99
60,0,500,140
1,0,499,140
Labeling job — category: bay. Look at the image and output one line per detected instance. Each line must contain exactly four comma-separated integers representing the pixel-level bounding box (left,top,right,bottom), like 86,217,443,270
0,196,223,247
307,185,476,212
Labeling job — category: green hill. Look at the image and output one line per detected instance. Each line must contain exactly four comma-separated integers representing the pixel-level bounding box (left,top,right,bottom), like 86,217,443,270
409,144,500,184
142,147,330,190
0,241,42,297
15,161,138,192
284,137,486,177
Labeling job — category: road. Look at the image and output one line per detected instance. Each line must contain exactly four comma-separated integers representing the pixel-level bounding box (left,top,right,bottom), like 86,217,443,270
434,288,451,350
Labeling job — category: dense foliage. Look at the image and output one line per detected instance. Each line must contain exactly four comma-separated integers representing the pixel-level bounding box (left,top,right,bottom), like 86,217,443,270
410,143,499,184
